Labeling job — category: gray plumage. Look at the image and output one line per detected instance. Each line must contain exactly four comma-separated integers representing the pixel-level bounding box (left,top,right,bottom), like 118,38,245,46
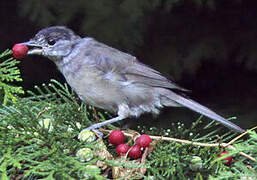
22,26,245,133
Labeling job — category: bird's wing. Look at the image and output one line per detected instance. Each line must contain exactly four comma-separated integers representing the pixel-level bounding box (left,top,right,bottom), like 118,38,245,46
123,61,188,91
85,39,187,91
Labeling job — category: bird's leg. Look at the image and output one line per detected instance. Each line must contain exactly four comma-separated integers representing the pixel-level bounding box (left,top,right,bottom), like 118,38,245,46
86,116,126,130
82,116,126,137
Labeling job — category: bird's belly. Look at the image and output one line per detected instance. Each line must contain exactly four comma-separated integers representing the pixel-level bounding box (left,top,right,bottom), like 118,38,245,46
64,69,124,112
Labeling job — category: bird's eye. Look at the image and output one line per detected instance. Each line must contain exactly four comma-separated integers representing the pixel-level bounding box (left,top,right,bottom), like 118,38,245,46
47,39,56,46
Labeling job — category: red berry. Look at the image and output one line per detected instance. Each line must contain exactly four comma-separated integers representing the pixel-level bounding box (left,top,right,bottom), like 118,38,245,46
128,145,142,159
135,134,152,148
218,151,233,166
12,44,28,59
108,130,125,145
116,144,130,155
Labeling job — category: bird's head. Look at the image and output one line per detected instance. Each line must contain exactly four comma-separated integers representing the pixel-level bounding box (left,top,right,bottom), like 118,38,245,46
21,26,81,61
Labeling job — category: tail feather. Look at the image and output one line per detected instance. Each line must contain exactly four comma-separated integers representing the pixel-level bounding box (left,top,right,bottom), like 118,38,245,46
164,91,245,133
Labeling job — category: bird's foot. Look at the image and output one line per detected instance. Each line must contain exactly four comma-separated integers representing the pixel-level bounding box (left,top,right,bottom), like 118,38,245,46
79,116,125,139
91,129,103,138
81,124,103,138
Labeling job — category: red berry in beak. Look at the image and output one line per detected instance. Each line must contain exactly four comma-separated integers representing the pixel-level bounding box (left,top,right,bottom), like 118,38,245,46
12,44,28,59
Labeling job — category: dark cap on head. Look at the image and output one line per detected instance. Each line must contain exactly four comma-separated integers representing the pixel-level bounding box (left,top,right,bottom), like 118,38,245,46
34,26,79,43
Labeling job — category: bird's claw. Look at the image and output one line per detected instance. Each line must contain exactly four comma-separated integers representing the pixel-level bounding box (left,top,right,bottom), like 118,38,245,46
91,129,103,138
85,125,103,138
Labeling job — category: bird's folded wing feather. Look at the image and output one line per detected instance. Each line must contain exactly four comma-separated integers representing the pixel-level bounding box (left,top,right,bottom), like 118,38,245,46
124,61,188,91
86,39,187,91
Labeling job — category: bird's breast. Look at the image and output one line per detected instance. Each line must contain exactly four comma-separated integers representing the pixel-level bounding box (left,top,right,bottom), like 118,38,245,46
59,62,126,112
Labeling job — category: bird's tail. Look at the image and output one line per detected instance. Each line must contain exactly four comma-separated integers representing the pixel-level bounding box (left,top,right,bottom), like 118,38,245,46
162,90,245,133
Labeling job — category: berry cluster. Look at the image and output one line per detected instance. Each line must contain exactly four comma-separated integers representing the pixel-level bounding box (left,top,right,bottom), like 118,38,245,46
108,130,152,159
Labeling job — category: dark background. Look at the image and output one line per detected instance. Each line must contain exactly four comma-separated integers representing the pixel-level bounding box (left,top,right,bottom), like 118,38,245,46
1,0,257,129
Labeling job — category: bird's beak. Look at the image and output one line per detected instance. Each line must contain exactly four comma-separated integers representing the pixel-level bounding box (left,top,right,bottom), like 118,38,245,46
20,40,43,55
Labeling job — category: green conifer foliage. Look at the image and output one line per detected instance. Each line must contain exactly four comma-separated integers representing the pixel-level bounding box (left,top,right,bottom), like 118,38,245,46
0,50,24,105
0,78,256,179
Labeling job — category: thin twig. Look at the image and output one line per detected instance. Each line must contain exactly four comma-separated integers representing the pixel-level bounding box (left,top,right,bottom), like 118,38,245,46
227,145,256,162
225,126,257,147
36,107,51,118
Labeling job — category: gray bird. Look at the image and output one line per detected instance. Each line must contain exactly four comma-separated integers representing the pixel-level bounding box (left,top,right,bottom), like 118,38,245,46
21,26,245,133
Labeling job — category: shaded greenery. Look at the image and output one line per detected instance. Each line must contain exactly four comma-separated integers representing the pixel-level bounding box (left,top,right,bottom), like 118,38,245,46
19,0,162,51
18,0,257,80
